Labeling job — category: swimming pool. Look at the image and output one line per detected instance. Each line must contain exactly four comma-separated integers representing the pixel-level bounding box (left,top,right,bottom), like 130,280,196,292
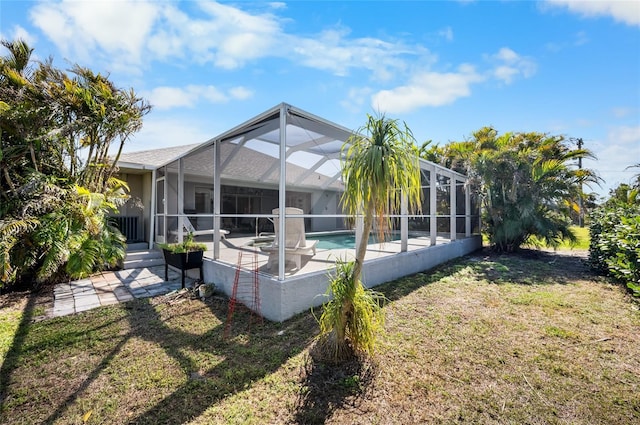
247,232,404,250
311,232,401,250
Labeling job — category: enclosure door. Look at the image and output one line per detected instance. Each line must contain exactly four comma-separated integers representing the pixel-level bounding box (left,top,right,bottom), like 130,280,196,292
155,177,166,243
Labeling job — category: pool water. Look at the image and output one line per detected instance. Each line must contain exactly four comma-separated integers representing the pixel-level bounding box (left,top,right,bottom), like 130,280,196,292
313,233,401,250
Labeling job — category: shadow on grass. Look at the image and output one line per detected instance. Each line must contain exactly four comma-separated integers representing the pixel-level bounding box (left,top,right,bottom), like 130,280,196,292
0,291,37,411
2,291,318,424
462,248,594,286
371,248,595,307
123,298,316,424
294,349,377,425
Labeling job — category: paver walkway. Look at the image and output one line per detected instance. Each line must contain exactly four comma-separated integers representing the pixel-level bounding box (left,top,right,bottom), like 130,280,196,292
52,266,197,317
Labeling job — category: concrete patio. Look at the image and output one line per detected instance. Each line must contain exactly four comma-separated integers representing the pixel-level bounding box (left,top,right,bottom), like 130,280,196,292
52,266,196,317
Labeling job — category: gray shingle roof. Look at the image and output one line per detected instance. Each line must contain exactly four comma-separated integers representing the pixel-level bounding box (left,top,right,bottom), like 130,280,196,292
117,144,202,168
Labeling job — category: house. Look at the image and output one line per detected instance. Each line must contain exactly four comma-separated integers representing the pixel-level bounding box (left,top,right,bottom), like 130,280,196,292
115,103,482,321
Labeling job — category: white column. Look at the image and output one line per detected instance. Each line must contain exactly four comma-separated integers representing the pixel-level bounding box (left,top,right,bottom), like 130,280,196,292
430,166,437,246
278,104,287,280
178,158,184,243
450,175,457,241
465,182,471,237
149,168,156,249
355,214,364,254
401,192,408,252
213,141,221,259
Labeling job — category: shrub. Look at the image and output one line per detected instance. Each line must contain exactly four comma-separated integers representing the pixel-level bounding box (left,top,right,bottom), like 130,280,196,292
158,232,207,254
315,259,386,364
590,203,640,296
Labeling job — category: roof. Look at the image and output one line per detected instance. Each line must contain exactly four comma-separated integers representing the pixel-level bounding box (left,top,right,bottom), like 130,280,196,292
117,143,201,169
116,102,467,187
116,103,354,190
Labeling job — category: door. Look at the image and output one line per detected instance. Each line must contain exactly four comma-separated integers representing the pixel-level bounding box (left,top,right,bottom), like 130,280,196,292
155,177,166,243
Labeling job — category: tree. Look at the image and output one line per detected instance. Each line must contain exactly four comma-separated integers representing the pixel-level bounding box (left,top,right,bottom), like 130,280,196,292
627,163,640,189
431,127,599,252
316,114,423,362
589,181,640,296
0,39,150,289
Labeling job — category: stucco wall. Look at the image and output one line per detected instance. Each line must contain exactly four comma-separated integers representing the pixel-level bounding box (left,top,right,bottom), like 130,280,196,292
202,235,482,322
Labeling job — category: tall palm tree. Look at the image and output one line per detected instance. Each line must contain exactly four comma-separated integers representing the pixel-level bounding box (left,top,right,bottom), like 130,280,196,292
444,128,599,252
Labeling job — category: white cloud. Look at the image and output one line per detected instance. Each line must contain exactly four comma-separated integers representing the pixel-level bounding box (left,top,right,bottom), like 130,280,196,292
189,0,282,69
27,1,423,80
583,125,640,197
611,107,635,118
268,2,287,10
438,27,454,42
291,27,422,80
228,86,254,100
608,125,640,145
29,0,282,71
488,47,537,84
147,87,197,109
1,25,37,47
125,116,214,151
546,31,590,53
340,86,374,113
145,85,254,110
544,0,640,27
371,64,484,113
30,0,159,65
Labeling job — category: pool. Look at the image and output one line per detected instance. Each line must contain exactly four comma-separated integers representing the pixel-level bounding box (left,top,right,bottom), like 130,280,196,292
312,232,401,250
247,232,404,250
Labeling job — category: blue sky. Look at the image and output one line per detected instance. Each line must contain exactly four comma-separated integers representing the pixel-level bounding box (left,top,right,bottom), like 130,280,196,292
2,0,639,198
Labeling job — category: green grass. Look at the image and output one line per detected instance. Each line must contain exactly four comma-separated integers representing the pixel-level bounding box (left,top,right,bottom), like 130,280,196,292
1,250,638,424
524,225,591,251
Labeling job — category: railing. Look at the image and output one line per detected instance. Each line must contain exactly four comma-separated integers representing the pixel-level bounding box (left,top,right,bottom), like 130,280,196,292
112,216,140,242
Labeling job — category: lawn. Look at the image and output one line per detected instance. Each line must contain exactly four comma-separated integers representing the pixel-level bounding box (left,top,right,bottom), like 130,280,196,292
524,225,591,251
1,249,638,424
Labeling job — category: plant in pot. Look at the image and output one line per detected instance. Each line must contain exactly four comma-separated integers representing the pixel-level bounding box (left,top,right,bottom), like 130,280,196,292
159,232,207,288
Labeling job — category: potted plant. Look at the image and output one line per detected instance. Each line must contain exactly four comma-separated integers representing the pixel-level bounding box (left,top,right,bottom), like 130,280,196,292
159,233,207,288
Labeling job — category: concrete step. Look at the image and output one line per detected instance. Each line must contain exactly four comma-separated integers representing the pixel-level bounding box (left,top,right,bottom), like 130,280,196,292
123,249,165,270
123,257,165,270
126,249,163,261
126,242,149,251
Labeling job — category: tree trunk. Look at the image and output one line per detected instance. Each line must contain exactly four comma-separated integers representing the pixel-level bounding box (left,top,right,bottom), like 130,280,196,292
28,142,38,173
353,202,374,285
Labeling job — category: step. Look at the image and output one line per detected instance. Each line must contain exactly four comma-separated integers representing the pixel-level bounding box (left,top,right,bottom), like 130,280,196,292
123,257,165,270
125,249,163,261
126,242,149,251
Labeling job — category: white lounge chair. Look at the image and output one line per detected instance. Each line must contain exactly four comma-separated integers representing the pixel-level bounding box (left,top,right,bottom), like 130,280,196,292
171,216,229,239
260,207,318,270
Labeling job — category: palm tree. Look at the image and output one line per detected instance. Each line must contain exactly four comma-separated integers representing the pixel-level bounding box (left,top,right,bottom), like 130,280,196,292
341,114,423,283
444,128,599,252
316,114,422,363
0,39,149,289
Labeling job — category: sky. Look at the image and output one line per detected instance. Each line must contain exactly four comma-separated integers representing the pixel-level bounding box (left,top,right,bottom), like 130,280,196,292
1,0,639,199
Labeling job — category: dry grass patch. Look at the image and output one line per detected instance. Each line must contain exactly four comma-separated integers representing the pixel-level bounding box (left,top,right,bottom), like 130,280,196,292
1,249,638,424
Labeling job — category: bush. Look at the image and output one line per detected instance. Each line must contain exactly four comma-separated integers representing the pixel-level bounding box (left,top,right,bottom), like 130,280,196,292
589,203,640,296
315,259,386,364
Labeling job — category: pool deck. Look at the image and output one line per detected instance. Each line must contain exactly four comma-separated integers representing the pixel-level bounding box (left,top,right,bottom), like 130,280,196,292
205,233,453,276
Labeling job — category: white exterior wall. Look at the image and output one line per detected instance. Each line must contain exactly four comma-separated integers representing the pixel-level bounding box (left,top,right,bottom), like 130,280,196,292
202,235,482,322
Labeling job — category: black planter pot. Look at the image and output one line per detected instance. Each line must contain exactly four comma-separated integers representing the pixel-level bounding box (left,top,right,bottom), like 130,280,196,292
162,249,204,288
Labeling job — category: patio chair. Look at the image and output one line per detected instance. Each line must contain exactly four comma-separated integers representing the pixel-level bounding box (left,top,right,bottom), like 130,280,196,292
260,207,318,270
172,216,229,239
